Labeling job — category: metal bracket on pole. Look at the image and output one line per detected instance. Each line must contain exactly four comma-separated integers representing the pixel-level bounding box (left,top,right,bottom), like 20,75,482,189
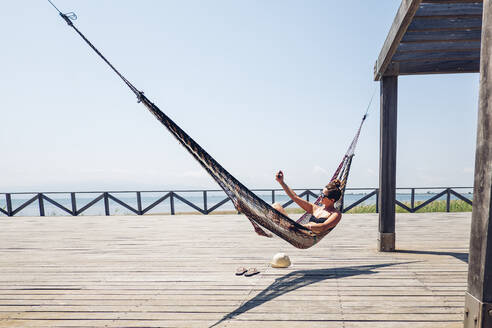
464,292,492,327
378,232,395,252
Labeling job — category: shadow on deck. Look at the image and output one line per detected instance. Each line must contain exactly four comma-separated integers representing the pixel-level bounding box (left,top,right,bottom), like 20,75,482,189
210,261,415,327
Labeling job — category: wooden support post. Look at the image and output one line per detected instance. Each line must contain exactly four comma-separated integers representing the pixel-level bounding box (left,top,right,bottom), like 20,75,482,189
378,75,397,252
272,190,275,204
71,192,77,216
464,1,492,326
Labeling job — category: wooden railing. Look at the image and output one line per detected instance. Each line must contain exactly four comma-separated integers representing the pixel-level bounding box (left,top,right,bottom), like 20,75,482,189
0,187,472,217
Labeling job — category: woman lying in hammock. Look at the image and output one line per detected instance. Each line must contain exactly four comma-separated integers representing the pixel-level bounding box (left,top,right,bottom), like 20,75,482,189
272,171,342,235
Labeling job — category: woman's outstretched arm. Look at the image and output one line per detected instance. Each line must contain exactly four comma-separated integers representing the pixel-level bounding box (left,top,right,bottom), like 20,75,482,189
275,171,314,214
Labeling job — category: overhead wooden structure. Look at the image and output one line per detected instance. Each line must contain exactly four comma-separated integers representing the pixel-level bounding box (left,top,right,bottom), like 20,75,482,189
375,1,491,327
374,0,484,252
374,0,483,80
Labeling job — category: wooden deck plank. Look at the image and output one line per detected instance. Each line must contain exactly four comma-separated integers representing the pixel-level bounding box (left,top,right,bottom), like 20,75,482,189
0,212,470,327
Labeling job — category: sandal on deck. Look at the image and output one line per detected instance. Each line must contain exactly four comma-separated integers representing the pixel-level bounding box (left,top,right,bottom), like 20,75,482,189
235,267,248,276
244,268,260,277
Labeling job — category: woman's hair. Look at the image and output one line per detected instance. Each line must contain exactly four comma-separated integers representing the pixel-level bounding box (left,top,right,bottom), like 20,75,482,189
325,179,342,201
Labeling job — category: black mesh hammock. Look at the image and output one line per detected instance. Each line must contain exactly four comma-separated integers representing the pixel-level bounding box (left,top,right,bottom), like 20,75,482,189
53,10,367,249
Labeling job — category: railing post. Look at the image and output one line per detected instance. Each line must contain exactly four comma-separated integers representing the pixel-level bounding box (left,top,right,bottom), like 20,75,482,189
446,188,451,212
71,192,77,216
170,192,175,215
6,193,12,217
375,189,379,213
203,191,208,214
411,188,415,210
136,192,142,215
0,187,473,218
104,192,110,216
38,193,45,217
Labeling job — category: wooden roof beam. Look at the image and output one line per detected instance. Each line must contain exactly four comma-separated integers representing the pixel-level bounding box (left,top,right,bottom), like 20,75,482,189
374,0,422,81
402,29,481,42
383,59,480,76
415,3,483,16
407,17,482,32
421,0,483,4
396,40,481,52
392,50,480,61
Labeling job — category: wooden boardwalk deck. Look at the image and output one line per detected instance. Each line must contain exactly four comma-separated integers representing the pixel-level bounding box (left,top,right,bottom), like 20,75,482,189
0,212,470,327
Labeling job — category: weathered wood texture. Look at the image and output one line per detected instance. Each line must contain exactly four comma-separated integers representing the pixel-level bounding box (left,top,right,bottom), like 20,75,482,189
374,0,422,80
408,17,482,31
464,0,492,326
379,76,398,252
416,2,483,16
401,29,481,42
389,59,481,75
0,212,470,327
397,40,480,52
375,0,483,80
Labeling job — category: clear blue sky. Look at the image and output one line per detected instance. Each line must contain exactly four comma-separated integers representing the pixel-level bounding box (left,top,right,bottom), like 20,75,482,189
0,1,478,192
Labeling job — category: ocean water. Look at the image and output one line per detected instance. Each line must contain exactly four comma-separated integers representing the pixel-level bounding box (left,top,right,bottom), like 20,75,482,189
0,189,473,217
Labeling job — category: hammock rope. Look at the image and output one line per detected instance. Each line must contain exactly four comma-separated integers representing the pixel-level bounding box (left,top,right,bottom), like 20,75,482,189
50,6,368,249
296,114,366,225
